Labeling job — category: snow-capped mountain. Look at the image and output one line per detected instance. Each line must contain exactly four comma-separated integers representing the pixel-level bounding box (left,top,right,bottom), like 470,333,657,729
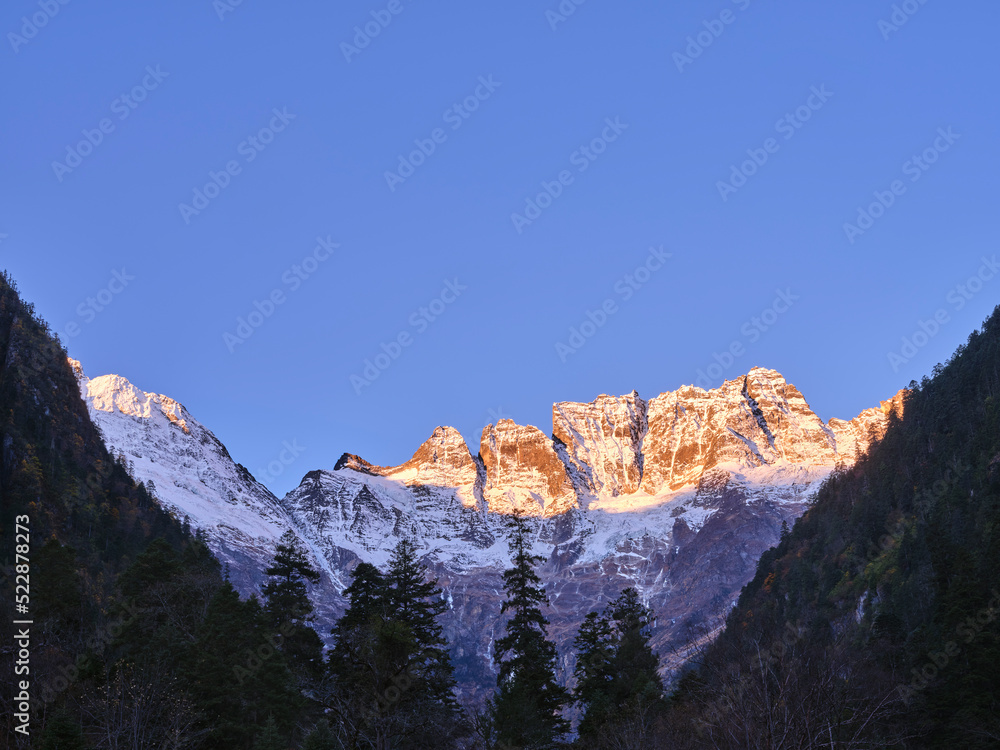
70,360,903,700
69,360,343,622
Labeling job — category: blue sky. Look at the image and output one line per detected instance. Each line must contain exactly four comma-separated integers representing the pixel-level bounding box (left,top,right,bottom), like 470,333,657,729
3,0,999,496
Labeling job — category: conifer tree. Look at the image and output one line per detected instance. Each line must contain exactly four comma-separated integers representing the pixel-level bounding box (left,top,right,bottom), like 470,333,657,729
385,541,458,702
328,560,406,746
488,514,569,748
114,537,204,668
336,561,386,631
262,530,324,685
186,582,299,749
302,719,338,750
186,582,256,748
40,710,88,750
606,588,663,715
327,544,464,748
384,539,463,746
573,610,615,739
252,715,285,750
572,587,663,745
328,561,388,689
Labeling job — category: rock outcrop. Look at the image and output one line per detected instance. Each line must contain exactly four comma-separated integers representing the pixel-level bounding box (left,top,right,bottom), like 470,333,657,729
479,420,578,516
552,390,647,498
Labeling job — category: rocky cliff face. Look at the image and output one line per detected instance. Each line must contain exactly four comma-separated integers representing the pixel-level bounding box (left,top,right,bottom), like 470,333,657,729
553,390,647,498
479,420,578,516
279,367,902,700
639,368,848,494
72,359,904,702
334,425,481,511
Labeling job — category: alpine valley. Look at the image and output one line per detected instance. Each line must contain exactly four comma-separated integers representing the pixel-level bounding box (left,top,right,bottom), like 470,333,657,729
71,359,903,701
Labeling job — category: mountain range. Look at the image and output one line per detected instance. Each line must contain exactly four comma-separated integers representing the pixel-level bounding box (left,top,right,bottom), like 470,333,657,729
70,359,903,699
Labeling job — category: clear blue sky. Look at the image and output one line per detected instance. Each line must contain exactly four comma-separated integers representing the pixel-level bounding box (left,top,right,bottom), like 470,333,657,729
3,0,999,496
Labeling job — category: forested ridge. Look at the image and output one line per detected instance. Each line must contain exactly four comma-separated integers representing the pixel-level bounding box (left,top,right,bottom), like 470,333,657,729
0,272,339,748
660,305,1000,748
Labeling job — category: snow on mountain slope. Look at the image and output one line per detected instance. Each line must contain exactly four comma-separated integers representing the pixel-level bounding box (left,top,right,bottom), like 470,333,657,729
69,357,905,701
278,368,904,699
68,360,339,613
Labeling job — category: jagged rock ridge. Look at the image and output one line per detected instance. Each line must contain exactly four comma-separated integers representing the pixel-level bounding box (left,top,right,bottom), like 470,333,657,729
71,360,903,702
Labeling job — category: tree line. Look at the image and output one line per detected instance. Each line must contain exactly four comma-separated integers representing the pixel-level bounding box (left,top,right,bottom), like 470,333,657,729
24,522,665,749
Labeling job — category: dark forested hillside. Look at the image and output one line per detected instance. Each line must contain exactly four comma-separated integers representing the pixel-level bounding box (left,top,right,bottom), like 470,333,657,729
662,307,1000,748
0,272,323,748
0,270,198,742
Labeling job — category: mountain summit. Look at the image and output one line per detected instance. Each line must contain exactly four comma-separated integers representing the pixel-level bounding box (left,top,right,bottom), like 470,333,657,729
72,362,902,700
325,366,901,518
